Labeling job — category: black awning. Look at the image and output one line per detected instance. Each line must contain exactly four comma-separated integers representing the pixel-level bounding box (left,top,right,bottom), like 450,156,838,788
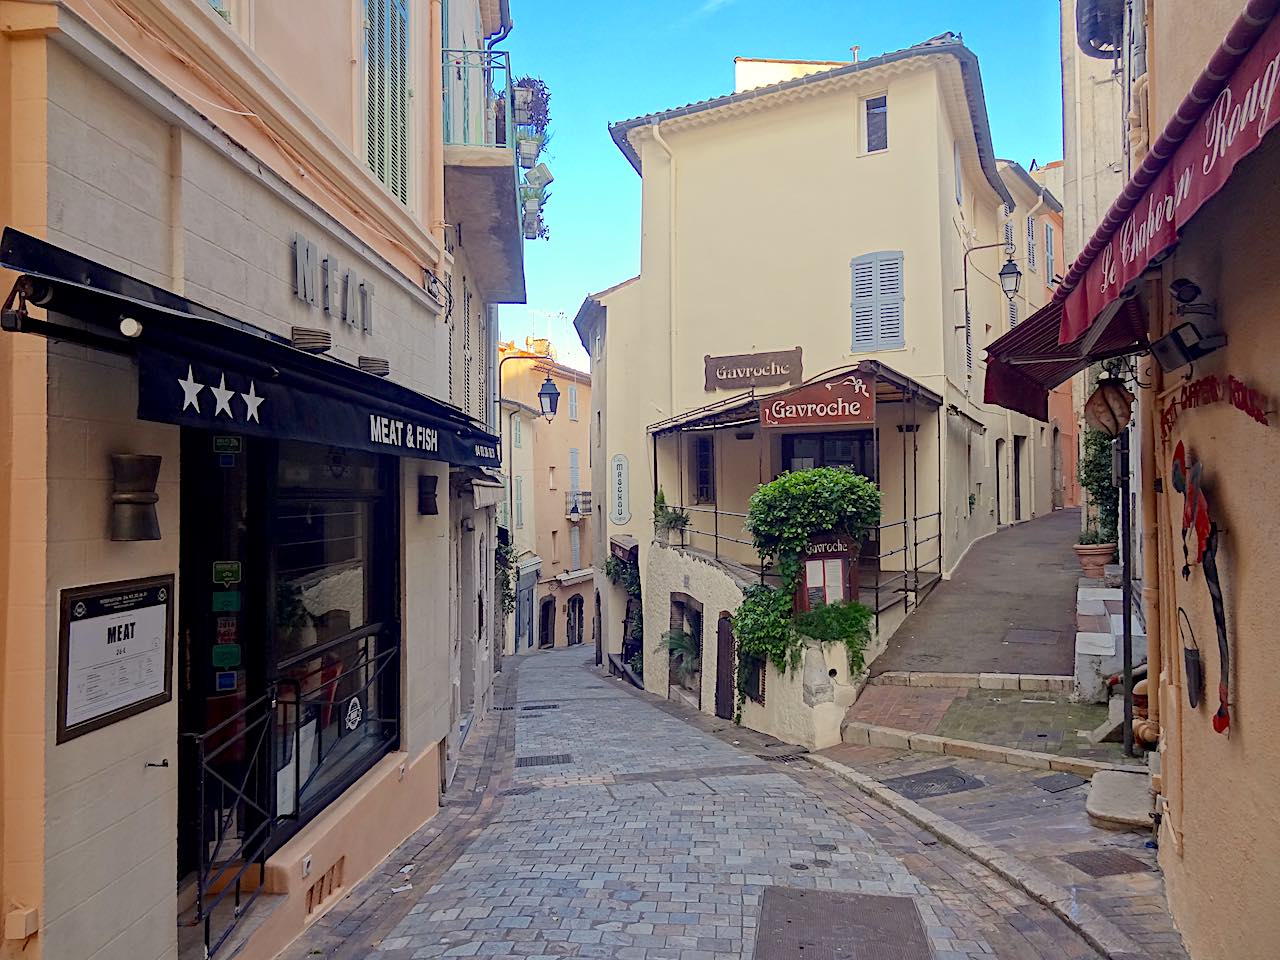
0,228,500,469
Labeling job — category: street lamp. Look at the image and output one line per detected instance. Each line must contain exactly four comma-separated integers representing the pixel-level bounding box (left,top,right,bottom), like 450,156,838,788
998,257,1023,301
537,374,560,422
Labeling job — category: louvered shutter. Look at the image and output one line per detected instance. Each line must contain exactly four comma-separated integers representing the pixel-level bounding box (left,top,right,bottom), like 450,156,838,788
1026,216,1038,271
851,255,877,350
876,253,905,348
514,477,524,528
1009,299,1019,328
365,0,410,204
570,527,581,570
568,384,579,421
569,448,580,492
1045,222,1056,283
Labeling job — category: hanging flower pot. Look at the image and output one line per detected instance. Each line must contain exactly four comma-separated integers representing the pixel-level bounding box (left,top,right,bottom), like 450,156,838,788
522,213,543,240
523,197,541,217
517,137,540,169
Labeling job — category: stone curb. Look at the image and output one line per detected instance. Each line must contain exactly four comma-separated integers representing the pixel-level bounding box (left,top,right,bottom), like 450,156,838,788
808,754,1146,960
868,670,1074,692
840,722,1123,777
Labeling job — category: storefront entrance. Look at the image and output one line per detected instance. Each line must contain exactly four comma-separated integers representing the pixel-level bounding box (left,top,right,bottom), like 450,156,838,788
177,435,401,892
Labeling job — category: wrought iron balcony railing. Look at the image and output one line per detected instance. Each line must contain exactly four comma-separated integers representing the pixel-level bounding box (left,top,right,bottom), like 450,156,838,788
565,490,591,520
442,48,515,152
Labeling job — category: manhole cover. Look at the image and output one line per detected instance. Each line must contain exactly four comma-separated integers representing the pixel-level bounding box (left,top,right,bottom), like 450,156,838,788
813,859,832,868
521,704,560,711
816,843,838,852
755,887,931,959
1034,772,1087,793
501,785,538,796
514,754,572,768
1003,629,1061,646
1060,850,1154,877
881,766,984,801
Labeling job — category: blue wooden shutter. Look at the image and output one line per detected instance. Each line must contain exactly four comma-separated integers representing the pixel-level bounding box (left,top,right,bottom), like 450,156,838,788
570,526,581,569
851,255,877,350
569,448,580,492
876,253,905,348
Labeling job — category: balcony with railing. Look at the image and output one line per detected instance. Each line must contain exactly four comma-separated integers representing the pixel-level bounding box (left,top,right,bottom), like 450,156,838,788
565,490,592,520
441,48,525,302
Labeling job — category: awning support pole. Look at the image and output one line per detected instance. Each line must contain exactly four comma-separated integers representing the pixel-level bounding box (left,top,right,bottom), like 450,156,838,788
1119,428,1136,758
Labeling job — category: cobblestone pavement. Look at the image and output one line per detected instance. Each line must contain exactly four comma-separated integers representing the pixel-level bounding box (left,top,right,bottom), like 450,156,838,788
873,509,1081,677
818,745,1188,959
847,685,1137,765
289,647,1127,959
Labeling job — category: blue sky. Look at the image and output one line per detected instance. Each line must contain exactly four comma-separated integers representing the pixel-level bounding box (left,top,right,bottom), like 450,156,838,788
499,0,1064,370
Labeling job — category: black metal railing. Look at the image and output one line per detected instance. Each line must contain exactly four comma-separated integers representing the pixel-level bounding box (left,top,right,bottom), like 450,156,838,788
186,623,398,958
186,691,278,959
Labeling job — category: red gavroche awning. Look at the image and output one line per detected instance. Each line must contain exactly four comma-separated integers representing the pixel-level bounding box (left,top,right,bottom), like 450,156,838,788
987,0,1280,419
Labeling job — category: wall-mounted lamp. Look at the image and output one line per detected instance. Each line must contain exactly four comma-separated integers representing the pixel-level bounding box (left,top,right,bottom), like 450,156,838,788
998,258,1022,301
1151,321,1227,373
118,317,144,339
418,475,439,516
110,454,162,541
537,374,560,422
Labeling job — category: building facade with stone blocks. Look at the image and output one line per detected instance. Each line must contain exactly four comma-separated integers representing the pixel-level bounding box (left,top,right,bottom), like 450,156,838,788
0,1,529,958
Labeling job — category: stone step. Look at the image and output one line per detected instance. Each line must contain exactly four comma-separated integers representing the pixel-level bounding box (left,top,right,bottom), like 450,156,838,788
1088,696,1125,744
1086,769,1154,831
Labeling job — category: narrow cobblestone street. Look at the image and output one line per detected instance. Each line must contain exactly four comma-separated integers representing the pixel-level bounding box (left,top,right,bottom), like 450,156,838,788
284,648,1164,960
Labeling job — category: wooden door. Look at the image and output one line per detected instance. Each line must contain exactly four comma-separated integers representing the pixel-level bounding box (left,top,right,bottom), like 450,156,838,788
714,614,736,720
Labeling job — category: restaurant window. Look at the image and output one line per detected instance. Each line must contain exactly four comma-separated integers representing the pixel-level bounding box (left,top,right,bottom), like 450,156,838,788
783,432,876,479
851,251,904,352
864,95,888,152
365,0,411,204
692,435,715,504
272,442,398,821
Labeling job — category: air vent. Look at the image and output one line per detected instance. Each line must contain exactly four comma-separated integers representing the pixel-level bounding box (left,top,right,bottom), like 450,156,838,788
358,356,390,377
291,326,332,353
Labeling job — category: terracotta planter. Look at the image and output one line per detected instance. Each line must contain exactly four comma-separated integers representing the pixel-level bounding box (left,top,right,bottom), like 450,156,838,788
1073,542,1116,578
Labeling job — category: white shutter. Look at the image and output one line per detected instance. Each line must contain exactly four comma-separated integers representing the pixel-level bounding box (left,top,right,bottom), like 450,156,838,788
569,448,580,492
876,253,905,349
851,255,876,350
1045,222,1056,283
513,415,522,448
1026,216,1038,271
1004,219,1015,250
514,477,524,528
568,384,579,421
570,527,581,570
1009,299,1019,328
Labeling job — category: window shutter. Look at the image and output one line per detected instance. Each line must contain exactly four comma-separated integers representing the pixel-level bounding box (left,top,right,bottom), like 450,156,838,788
851,255,877,351
1009,299,1019,328
568,384,579,421
1026,216,1038,271
514,477,524,528
1045,222,1056,283
569,448,580,492
1004,219,1015,250
513,415,522,448
365,0,410,204
876,253,904,349
570,527,581,569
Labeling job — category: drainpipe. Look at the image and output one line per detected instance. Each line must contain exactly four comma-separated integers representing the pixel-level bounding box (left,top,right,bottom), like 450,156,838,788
651,122,678,413
429,0,447,244
485,0,513,49
1139,291,1163,735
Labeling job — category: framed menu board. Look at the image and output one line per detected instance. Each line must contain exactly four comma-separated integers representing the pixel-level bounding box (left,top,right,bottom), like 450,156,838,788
57,575,174,743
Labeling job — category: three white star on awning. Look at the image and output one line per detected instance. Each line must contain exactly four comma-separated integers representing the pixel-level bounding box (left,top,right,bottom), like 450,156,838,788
177,364,266,422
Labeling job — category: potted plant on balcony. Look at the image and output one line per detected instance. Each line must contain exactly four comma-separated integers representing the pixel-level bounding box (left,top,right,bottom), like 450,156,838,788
519,183,547,218
653,488,691,545
513,76,550,134
517,132,545,169
1074,428,1119,578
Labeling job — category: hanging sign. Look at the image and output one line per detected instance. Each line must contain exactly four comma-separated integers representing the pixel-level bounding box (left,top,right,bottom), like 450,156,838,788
610,454,631,525
212,561,242,587
57,576,174,743
761,373,876,429
704,347,803,392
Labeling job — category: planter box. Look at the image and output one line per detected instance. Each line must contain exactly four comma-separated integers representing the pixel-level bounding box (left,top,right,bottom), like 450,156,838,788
514,87,533,125
517,139,540,169
522,213,543,240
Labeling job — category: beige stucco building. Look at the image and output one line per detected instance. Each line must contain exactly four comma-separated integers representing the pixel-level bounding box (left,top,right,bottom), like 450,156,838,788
0,1,532,958
576,36,1071,750
498,341,593,656
986,1,1280,955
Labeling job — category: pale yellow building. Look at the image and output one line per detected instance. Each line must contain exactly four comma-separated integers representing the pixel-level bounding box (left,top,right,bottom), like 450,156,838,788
577,36,1062,749
499,341,593,655
0,1,531,958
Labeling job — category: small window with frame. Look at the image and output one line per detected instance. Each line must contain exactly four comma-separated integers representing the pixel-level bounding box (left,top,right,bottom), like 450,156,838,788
864,95,889,153
743,655,766,704
691,436,715,504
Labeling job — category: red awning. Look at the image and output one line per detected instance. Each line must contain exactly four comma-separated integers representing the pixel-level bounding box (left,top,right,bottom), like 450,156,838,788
986,0,1280,416
985,299,1147,420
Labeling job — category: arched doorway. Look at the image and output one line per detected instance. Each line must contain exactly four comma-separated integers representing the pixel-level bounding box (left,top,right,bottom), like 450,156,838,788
538,597,555,649
566,595,584,646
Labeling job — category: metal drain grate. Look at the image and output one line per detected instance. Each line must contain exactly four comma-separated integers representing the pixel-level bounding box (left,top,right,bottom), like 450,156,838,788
755,886,931,959
1060,850,1153,877
1002,628,1061,646
494,706,515,711
881,766,984,801
521,703,560,711
1034,772,1088,793
501,785,539,796
757,753,808,764
514,753,572,768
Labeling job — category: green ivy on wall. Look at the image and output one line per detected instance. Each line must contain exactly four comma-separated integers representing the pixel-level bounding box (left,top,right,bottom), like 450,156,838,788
732,467,881,722
1079,428,1119,545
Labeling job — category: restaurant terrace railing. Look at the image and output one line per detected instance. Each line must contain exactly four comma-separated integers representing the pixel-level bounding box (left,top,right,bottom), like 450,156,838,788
442,48,515,151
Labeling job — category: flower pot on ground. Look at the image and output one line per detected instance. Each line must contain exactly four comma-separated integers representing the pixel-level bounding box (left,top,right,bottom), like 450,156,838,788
1073,540,1117,578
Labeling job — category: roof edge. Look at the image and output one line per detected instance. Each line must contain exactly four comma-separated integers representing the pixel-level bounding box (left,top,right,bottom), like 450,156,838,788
998,159,1064,213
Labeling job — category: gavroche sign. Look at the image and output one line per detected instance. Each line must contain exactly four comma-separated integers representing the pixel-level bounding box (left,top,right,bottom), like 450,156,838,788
704,347,803,392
